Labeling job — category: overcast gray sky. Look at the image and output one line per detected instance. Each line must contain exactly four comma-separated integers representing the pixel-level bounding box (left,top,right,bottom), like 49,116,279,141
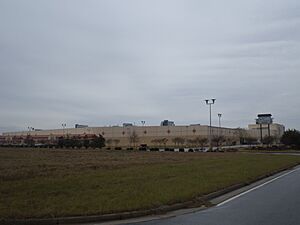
0,0,300,133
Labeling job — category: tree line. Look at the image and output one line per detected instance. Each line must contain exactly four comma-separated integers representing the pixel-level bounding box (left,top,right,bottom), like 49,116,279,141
281,129,300,148
1,134,106,149
57,135,105,149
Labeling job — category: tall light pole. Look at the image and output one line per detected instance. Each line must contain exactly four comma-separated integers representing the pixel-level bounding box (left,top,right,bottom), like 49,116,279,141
27,126,34,136
62,123,66,136
141,121,146,145
218,113,222,136
28,126,34,131
27,126,34,132
205,99,216,150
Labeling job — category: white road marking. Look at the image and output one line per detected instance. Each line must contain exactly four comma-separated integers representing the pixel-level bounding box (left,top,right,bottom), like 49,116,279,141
217,167,300,207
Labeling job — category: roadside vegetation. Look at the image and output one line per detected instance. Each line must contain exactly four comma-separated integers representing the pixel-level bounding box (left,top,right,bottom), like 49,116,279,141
0,148,299,219
1,134,105,149
281,129,300,149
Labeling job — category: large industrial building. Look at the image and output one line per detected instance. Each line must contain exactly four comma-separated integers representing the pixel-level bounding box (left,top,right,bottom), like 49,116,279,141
0,115,285,148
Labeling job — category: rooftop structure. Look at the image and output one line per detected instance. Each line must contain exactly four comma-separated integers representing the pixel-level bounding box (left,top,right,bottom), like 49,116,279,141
256,113,273,125
160,120,175,126
123,123,133,127
75,124,88,128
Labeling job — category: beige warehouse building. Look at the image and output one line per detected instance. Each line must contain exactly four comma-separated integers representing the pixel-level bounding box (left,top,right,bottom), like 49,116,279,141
2,124,239,147
247,123,285,141
2,120,285,148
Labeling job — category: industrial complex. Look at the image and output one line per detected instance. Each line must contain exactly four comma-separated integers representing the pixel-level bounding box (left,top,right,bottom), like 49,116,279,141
0,114,285,148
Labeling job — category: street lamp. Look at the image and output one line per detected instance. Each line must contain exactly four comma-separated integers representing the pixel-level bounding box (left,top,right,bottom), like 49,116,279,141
218,113,222,136
205,98,216,150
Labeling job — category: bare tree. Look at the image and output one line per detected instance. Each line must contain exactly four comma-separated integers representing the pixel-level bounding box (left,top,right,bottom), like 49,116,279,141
129,131,139,148
24,135,35,147
237,127,249,145
151,138,169,148
195,137,208,148
212,135,225,147
172,137,185,147
244,136,258,146
185,137,209,148
262,136,275,146
186,139,196,147
156,138,168,148
113,139,120,147
106,138,113,147
151,139,159,147
160,138,168,148
225,137,236,146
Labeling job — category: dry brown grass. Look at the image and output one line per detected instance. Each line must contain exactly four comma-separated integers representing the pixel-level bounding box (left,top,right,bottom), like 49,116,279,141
0,147,227,181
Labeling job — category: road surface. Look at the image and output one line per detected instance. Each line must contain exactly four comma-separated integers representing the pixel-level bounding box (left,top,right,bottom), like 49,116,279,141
124,167,300,225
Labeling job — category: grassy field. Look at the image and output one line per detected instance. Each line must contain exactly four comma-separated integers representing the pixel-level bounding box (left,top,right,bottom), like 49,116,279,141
0,148,300,219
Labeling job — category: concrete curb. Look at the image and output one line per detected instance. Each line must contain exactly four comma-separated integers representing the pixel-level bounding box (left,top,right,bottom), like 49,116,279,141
1,163,299,225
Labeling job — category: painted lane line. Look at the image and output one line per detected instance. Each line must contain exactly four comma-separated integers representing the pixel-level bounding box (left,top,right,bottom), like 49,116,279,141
217,167,300,207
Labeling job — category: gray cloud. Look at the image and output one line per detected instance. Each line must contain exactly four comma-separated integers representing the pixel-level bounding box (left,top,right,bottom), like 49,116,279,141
0,0,300,133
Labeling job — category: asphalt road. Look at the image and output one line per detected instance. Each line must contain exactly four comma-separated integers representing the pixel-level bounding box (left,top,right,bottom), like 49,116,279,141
126,167,300,225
